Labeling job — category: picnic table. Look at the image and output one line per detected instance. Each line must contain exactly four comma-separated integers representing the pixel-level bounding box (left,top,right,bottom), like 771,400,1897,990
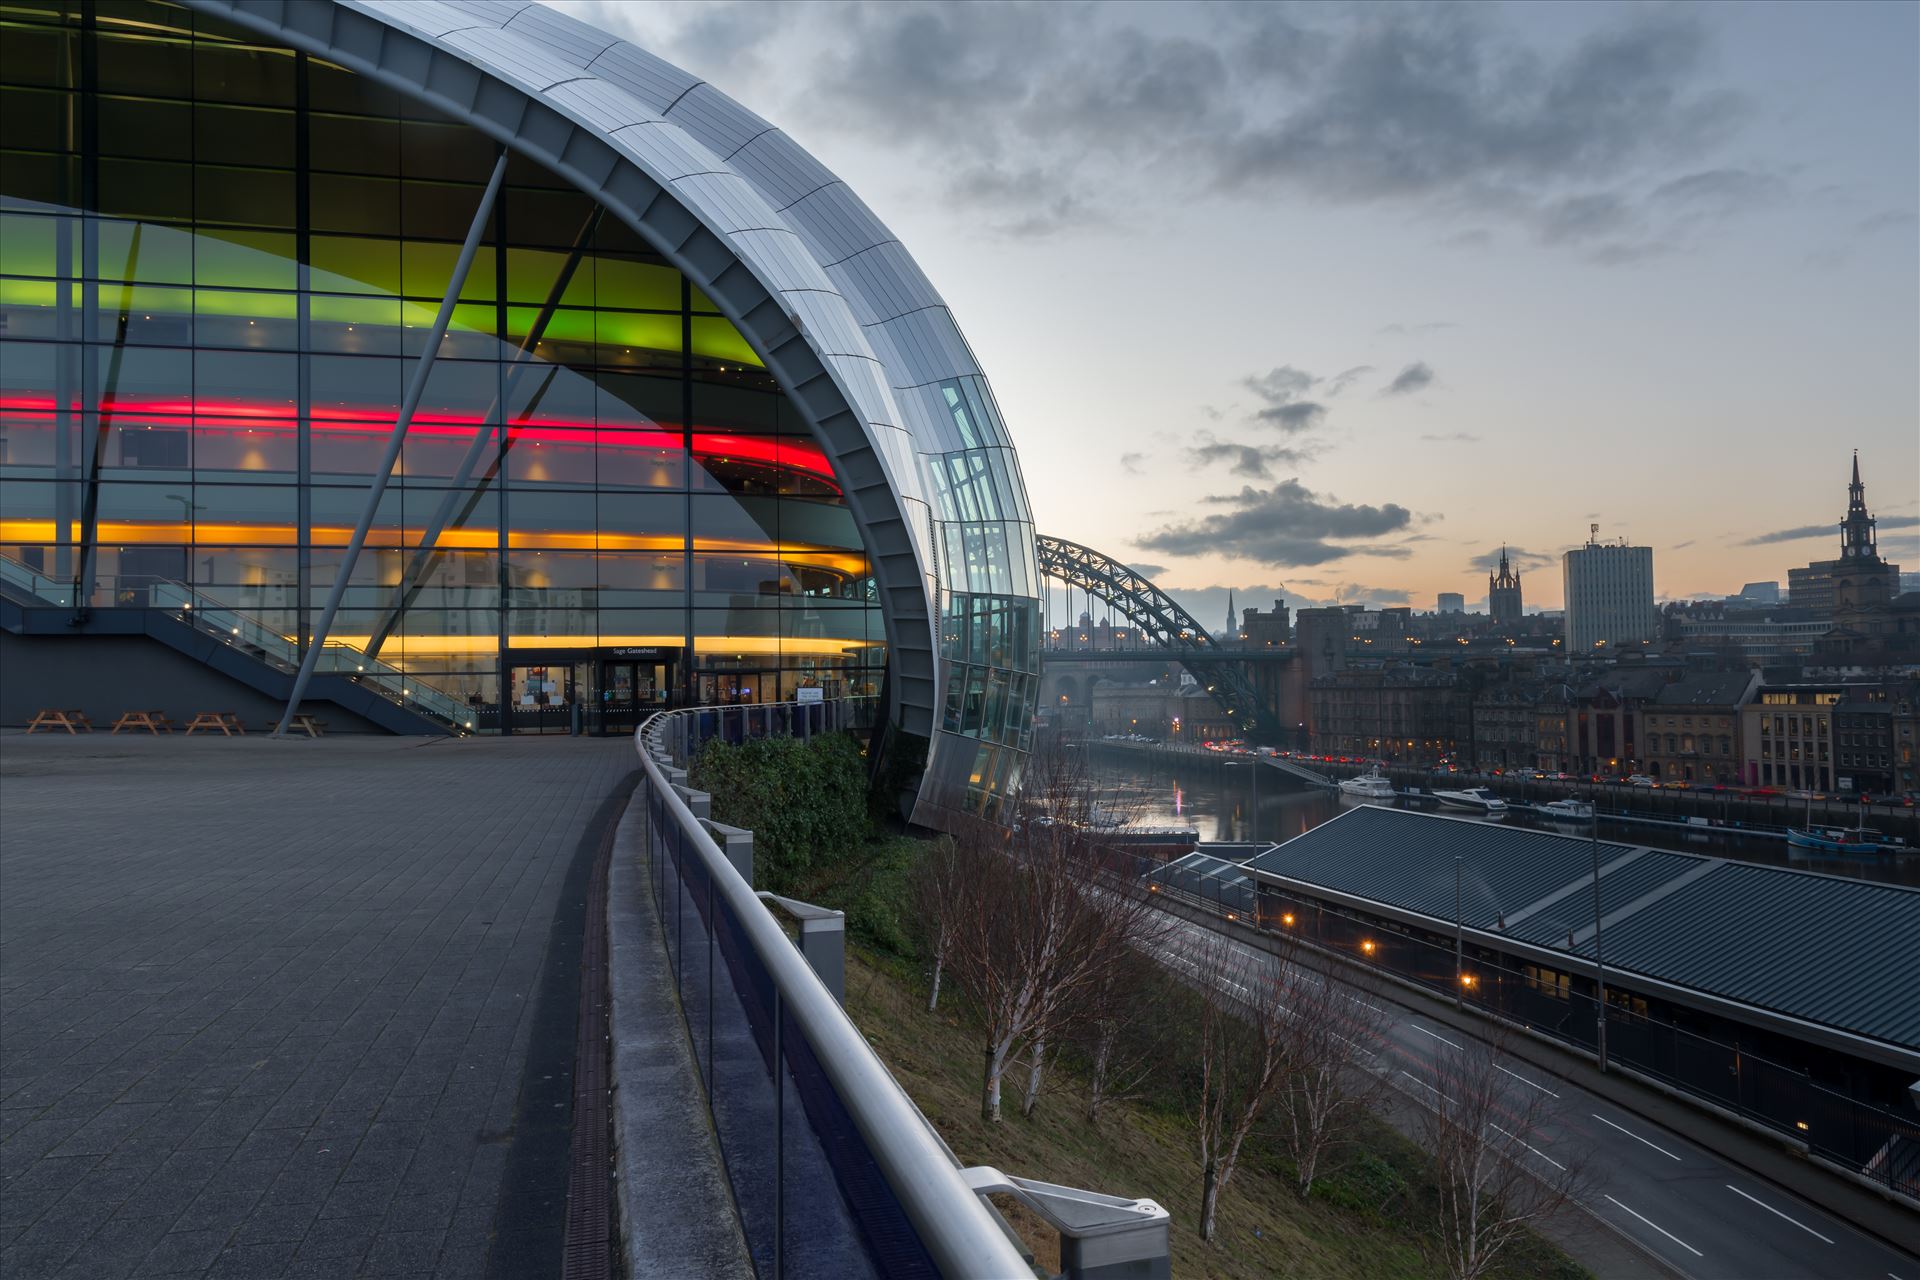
111,710,176,734
184,711,247,736
26,709,92,733
269,714,328,738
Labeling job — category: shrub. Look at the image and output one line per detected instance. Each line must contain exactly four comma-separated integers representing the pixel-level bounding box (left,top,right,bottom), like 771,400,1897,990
690,732,871,895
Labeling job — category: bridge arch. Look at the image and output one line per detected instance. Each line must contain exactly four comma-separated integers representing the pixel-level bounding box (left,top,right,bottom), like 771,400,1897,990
1037,535,1288,743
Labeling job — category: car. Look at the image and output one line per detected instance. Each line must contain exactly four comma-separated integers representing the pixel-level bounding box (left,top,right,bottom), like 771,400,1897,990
1627,776,1657,787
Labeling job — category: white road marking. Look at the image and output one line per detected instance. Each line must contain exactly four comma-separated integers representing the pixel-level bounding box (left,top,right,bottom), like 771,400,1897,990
1409,1023,1464,1051
1495,1064,1560,1098
1331,1032,1378,1060
1724,1184,1834,1244
1398,1070,1456,1104
1488,1122,1566,1170
1591,1112,1683,1161
1604,1194,1705,1258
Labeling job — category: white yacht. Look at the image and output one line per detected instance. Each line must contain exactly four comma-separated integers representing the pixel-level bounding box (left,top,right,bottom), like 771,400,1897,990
1432,786,1509,819
1337,767,1398,803
1540,799,1594,821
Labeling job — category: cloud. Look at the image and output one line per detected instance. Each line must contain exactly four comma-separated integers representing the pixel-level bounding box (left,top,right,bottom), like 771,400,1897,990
1118,451,1148,475
1126,562,1167,578
600,3,1763,257
1379,321,1457,336
1187,432,1318,480
1739,515,1919,547
1381,362,1435,396
1138,480,1413,566
1858,209,1917,235
1211,9,1750,255
1244,365,1328,432
1323,365,1374,396
1466,546,1554,574
1420,431,1481,444
1650,168,1786,218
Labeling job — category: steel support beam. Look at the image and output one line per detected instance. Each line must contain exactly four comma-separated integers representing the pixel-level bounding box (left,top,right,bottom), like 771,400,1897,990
360,205,602,663
1037,533,1283,742
273,151,508,737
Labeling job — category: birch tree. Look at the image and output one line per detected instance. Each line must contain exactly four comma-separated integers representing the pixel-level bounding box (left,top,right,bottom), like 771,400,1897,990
1190,935,1294,1242
1417,1036,1592,1280
1273,967,1390,1198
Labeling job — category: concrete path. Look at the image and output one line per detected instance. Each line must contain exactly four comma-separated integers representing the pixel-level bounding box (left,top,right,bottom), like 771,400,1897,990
0,733,634,1279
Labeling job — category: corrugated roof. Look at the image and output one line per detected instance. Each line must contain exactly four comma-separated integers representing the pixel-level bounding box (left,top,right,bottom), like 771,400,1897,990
1248,807,1920,1051
1250,806,1642,930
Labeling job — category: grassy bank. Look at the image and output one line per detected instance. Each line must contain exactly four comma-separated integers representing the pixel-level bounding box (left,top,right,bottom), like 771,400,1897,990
697,743,1584,1277
846,946,1583,1280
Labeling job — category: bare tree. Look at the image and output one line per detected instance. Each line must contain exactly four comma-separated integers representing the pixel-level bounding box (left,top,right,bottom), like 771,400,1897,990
1415,1035,1592,1280
1189,933,1295,1242
937,740,1161,1123
1272,965,1391,1198
1019,1038,1048,1118
909,835,963,1013
1079,948,1171,1122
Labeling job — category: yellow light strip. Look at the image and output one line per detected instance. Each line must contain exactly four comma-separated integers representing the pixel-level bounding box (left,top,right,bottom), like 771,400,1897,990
0,520,869,574
313,634,883,658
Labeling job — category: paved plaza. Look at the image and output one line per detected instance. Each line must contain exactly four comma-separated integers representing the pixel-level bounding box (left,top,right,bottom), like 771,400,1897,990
0,732,636,1279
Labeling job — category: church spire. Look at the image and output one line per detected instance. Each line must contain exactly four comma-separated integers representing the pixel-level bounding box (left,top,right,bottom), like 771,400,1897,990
1226,588,1235,637
1841,449,1877,560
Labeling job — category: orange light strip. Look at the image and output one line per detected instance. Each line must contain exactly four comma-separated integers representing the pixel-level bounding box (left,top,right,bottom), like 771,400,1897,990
0,518,868,573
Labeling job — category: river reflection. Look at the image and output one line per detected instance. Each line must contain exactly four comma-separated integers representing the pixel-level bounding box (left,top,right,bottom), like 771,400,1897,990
1094,757,1920,888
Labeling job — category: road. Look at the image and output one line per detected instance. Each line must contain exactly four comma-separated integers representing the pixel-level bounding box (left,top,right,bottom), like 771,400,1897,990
1146,913,1920,1280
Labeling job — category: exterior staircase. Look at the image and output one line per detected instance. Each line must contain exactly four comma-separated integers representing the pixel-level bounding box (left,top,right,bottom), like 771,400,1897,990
1,554,470,735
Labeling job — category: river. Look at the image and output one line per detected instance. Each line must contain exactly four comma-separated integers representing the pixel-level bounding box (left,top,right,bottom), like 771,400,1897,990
1090,756,1920,889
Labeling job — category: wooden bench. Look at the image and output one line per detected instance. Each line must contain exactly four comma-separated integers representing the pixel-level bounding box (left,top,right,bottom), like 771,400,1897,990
111,710,176,734
26,709,92,734
269,714,328,738
184,711,247,736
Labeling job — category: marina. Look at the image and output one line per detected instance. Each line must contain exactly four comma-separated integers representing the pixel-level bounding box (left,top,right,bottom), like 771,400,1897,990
1090,751,1920,888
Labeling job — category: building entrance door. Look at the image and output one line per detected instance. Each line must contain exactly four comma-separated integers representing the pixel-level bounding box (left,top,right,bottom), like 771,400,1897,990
507,662,590,735
597,658,673,735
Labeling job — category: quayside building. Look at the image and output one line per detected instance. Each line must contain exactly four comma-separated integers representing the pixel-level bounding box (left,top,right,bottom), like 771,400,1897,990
0,0,1042,822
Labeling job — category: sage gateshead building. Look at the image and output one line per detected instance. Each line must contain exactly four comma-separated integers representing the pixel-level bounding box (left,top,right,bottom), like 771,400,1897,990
0,0,1043,821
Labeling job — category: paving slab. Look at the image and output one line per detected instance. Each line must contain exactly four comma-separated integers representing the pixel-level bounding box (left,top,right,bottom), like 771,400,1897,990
0,733,635,1279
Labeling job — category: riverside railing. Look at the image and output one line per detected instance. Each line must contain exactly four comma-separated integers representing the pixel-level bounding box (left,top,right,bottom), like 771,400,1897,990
636,701,1170,1280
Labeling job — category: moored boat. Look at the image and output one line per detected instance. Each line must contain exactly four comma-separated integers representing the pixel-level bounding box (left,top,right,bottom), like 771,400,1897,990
1338,766,1398,803
1540,799,1594,821
1433,787,1509,819
1786,826,1909,854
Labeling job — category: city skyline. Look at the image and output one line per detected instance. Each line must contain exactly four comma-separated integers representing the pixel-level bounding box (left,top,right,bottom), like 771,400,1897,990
553,0,1919,618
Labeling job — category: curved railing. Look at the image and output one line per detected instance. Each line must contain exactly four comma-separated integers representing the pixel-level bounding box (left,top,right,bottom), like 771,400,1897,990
633,699,1032,1279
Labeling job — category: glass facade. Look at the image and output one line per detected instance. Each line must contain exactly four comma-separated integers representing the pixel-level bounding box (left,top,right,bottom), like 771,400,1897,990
0,0,885,731
919,377,1040,817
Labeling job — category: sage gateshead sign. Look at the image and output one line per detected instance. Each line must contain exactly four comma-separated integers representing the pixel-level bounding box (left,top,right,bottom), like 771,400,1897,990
0,0,1042,824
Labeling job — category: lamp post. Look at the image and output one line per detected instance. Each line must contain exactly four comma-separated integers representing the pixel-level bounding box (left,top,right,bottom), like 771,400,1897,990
1454,855,1464,1010
1591,808,1608,1072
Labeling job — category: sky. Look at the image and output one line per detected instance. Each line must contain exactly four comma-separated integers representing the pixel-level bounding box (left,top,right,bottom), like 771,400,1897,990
548,0,1919,621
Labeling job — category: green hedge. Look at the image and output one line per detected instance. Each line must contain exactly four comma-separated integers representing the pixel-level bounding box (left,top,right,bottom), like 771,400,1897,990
689,732,871,895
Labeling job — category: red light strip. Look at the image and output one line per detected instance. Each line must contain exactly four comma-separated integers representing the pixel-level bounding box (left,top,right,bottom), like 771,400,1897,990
0,394,839,492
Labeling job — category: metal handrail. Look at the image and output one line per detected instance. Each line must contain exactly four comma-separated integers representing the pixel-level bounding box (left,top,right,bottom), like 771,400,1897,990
634,701,1033,1279
0,551,74,607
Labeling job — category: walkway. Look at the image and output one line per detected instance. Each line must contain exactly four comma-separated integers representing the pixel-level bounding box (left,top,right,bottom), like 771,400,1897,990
0,733,635,1279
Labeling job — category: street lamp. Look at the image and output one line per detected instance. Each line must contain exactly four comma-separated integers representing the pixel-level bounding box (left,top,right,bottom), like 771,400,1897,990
1454,855,1465,1009
1591,806,1608,1072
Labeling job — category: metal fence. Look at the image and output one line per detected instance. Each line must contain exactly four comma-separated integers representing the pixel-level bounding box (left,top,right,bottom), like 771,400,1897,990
1102,843,1920,1203
634,702,1030,1279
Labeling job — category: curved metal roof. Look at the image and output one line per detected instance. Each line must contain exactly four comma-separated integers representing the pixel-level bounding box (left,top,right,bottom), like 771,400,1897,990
191,0,1038,778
